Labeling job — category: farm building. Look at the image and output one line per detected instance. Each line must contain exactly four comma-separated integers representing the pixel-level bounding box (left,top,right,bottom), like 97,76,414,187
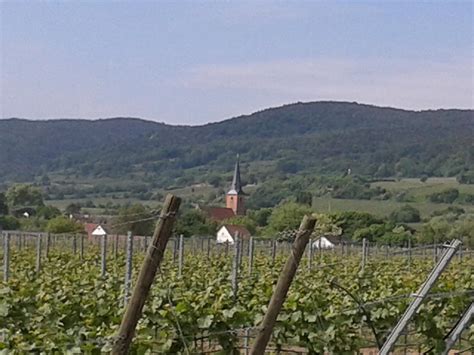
216,224,251,244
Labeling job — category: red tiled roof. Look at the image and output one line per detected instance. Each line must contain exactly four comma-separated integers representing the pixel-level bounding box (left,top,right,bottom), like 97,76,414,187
221,224,251,238
84,223,99,237
202,206,235,221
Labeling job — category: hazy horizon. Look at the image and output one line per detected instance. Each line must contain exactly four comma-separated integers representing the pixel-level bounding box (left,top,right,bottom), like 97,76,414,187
1,1,472,124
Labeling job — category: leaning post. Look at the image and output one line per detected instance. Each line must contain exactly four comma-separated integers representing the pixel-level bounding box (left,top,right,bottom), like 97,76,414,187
250,215,316,355
111,194,181,355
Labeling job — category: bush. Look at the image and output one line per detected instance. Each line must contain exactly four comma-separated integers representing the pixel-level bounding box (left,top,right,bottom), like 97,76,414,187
428,188,459,204
46,216,83,233
0,215,20,230
389,205,421,223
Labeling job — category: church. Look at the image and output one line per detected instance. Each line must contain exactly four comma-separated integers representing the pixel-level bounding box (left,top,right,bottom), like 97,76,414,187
201,156,246,221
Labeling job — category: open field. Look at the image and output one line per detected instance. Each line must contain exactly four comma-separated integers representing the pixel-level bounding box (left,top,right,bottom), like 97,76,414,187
312,196,474,219
371,177,474,201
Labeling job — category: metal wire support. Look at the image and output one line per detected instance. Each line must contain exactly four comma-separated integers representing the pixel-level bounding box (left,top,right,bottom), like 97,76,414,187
442,302,474,355
379,239,462,355
124,231,134,306
3,232,10,282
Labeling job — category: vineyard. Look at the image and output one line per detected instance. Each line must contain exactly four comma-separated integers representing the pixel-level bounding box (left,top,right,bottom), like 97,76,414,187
1,228,473,354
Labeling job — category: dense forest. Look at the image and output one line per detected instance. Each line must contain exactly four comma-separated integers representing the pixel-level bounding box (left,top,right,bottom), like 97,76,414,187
1,101,473,189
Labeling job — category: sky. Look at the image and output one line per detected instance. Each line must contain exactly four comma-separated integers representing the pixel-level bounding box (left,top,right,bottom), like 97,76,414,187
1,1,472,125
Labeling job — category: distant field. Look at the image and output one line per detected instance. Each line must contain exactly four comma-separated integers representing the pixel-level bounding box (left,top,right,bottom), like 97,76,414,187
371,177,474,202
312,196,473,219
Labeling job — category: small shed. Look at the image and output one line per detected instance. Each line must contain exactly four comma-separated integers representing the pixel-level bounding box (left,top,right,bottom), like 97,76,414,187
312,235,351,249
216,224,251,244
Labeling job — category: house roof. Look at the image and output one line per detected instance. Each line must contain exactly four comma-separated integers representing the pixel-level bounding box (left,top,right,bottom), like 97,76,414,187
202,206,235,221
315,234,352,244
220,224,251,238
85,223,99,235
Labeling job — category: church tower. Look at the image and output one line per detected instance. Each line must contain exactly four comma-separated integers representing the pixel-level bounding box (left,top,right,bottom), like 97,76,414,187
226,155,245,215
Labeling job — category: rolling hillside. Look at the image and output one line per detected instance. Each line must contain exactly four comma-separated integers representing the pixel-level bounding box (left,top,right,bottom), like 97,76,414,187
1,101,473,188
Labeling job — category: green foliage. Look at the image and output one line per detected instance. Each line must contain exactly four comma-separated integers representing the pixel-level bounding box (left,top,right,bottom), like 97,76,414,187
221,215,257,235
174,209,217,237
247,208,272,227
457,171,474,184
2,103,473,194
420,213,474,248
65,203,82,215
329,211,382,237
114,204,155,236
0,215,20,230
0,192,8,215
36,205,61,220
389,204,421,223
428,188,460,204
1,249,472,353
265,202,313,235
45,216,83,234
6,184,44,210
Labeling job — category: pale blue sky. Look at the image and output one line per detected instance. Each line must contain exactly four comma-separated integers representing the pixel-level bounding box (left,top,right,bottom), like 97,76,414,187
1,1,472,124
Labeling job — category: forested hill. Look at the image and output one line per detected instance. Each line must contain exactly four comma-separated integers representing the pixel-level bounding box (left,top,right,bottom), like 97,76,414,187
1,101,473,186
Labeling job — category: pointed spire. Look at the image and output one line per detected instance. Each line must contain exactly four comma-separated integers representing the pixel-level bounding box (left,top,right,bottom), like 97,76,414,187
228,154,243,195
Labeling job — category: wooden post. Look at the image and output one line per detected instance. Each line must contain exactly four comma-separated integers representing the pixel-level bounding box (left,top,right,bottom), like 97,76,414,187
101,234,107,277
80,233,84,260
35,233,42,273
307,239,312,271
231,233,240,300
250,215,316,355
72,234,77,255
3,233,10,282
124,231,134,306
114,234,119,259
207,237,211,259
248,236,254,276
271,240,277,264
178,234,184,277
45,232,50,258
111,194,181,355
361,238,367,273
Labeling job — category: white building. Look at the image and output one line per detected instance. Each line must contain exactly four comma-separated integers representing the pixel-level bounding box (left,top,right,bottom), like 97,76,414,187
216,224,251,244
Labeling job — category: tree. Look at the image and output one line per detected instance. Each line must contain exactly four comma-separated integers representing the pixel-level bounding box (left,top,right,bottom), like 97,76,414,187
65,203,82,215
36,205,61,220
6,184,44,210
265,202,313,235
174,209,217,237
247,208,272,227
0,215,20,230
222,215,257,235
428,188,459,204
46,216,83,233
389,205,421,223
114,204,156,236
0,192,8,215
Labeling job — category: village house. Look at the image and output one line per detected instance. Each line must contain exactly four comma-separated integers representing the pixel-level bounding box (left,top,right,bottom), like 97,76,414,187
216,224,251,244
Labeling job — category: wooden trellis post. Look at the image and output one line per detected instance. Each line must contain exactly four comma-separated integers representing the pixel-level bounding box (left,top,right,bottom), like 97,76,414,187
250,215,316,355
111,194,181,355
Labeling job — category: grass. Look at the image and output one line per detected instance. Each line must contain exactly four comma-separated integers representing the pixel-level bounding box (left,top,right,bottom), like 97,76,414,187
312,196,474,219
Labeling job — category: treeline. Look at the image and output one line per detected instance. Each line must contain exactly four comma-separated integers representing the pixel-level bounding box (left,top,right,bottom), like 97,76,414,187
1,102,473,189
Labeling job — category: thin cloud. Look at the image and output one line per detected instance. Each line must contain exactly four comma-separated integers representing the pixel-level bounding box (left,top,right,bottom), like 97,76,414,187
180,58,473,110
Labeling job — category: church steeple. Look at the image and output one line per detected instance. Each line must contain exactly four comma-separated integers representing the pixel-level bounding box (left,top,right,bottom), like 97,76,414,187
228,154,243,195
226,155,245,215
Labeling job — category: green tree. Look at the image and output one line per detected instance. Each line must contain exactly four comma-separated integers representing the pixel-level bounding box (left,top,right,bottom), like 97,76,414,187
222,215,257,235
114,204,155,236
0,215,20,230
265,202,313,235
174,209,217,237
389,205,421,223
428,188,460,204
6,184,44,211
37,205,62,220
0,192,8,215
46,216,83,233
